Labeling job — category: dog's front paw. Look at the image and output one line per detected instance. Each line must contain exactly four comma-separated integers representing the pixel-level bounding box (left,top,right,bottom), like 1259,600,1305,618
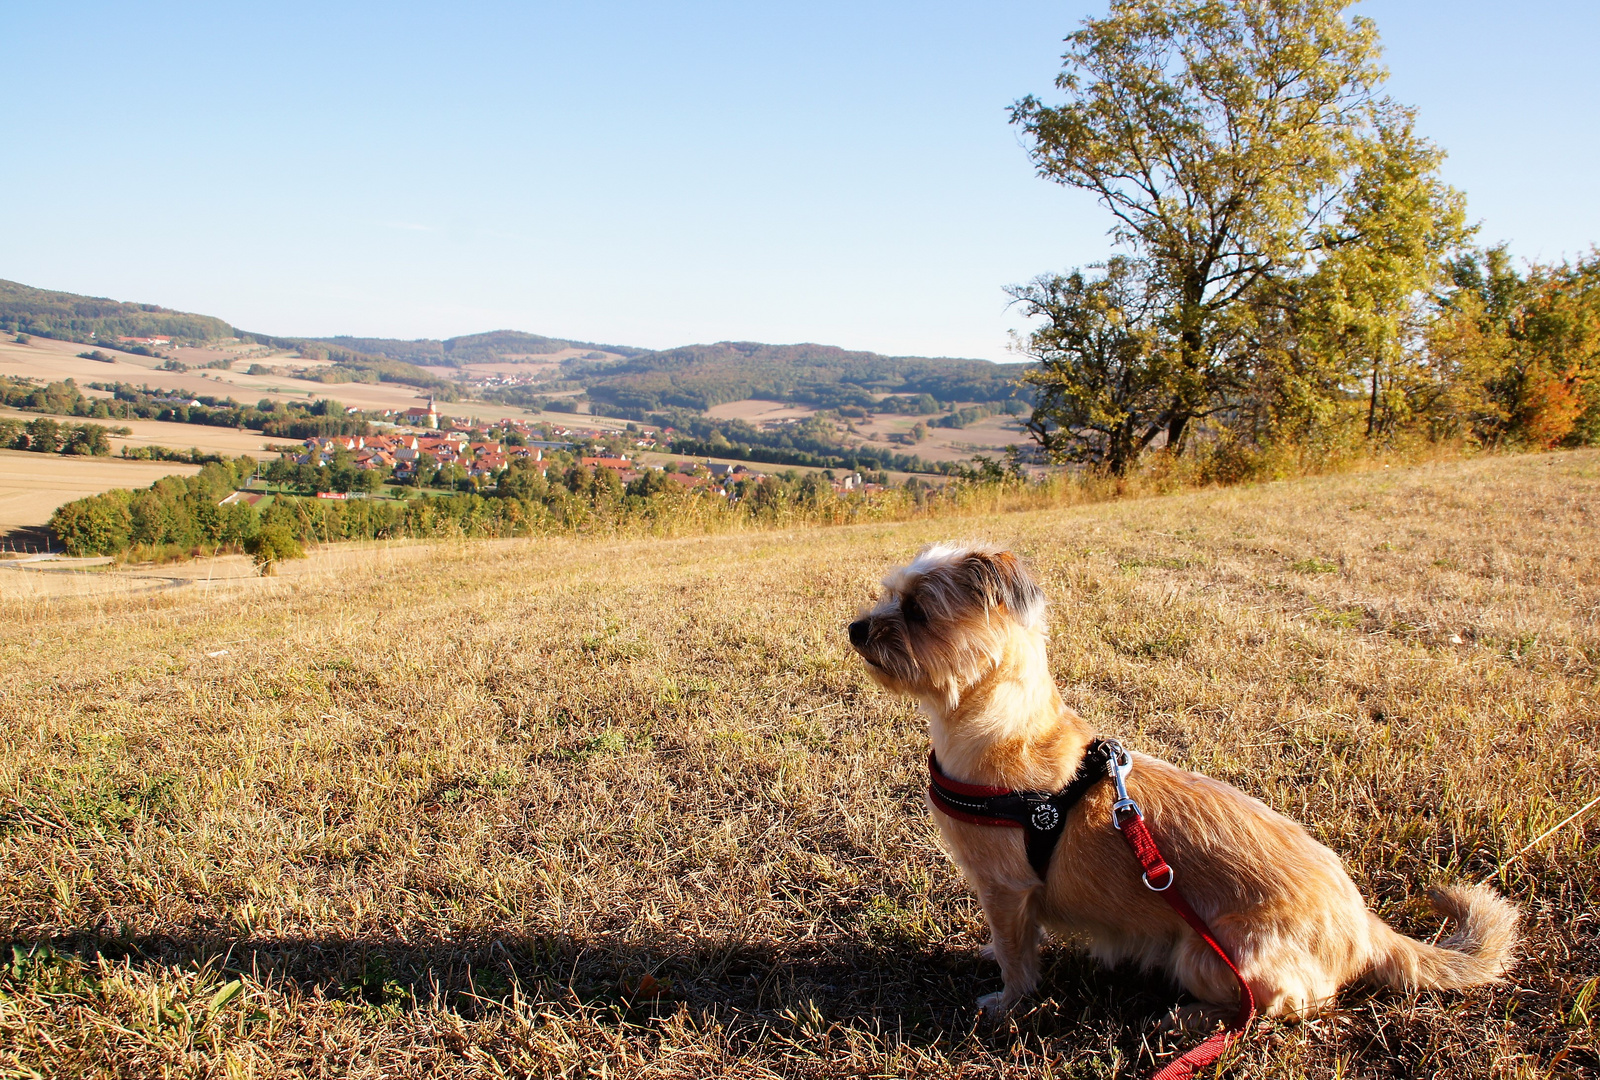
976,990,1013,1018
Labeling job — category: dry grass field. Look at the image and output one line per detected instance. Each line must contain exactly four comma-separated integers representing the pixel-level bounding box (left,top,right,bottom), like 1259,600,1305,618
705,400,820,424
1,450,1596,1079
0,450,202,545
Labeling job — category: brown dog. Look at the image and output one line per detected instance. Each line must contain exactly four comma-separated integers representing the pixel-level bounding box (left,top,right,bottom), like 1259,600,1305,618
847,542,1518,1020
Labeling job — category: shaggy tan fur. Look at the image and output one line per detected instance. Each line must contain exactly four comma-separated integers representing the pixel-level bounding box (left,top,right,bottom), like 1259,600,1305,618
847,542,1519,1019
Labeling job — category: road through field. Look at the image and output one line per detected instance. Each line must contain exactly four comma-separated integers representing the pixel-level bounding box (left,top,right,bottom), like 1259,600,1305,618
1,449,1596,1078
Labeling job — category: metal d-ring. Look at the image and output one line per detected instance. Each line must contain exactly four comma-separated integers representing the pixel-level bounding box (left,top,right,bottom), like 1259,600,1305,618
1142,867,1175,891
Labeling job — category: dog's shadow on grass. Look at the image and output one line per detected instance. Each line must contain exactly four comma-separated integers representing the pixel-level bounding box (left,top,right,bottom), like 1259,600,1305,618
4,927,1195,1048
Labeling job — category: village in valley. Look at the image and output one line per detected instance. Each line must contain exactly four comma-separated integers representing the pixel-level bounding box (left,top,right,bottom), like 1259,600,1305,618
276,395,886,503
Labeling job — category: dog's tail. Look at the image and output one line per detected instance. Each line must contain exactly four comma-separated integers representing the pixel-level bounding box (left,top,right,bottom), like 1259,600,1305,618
1366,883,1519,990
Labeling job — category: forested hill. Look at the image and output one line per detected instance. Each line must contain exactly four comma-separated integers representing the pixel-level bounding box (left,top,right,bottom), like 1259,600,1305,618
576,341,1029,412
0,279,233,342
323,335,1025,409
314,330,652,365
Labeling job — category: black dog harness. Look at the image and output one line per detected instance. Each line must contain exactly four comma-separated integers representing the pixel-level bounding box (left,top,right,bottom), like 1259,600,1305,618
928,738,1110,880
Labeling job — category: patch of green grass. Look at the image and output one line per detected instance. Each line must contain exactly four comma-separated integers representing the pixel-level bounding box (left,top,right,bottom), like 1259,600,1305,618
860,894,938,948
1117,554,1198,572
580,621,648,661
4,944,97,996
341,956,414,1019
1291,556,1339,574
1312,606,1365,630
23,766,180,833
561,727,653,761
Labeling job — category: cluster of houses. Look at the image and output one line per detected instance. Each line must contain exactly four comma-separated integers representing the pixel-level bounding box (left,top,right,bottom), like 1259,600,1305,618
283,398,888,497
375,397,667,452
297,431,541,482
294,429,886,497
292,395,670,485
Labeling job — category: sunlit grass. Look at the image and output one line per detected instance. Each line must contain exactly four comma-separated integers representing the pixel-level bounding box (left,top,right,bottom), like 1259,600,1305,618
1,449,1596,1077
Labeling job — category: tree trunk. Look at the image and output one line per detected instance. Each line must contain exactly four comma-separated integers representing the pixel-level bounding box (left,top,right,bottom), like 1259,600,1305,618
1366,361,1381,437
1166,414,1189,455
1108,419,1136,475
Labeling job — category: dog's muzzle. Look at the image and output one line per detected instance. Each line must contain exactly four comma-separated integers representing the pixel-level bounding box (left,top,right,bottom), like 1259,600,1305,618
847,619,869,648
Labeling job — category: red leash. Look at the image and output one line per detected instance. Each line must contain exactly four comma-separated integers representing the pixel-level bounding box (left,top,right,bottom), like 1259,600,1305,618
1104,742,1256,1079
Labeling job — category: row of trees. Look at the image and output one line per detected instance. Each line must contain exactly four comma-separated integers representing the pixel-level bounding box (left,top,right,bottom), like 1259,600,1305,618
0,376,371,438
1012,0,1598,474
49,459,262,556
0,416,114,455
47,452,1017,559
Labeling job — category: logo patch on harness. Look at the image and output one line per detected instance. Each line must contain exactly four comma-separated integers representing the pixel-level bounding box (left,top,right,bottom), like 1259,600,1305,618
1030,803,1060,831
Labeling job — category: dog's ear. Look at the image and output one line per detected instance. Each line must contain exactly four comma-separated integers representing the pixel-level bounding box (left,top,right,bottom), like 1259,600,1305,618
959,549,1044,628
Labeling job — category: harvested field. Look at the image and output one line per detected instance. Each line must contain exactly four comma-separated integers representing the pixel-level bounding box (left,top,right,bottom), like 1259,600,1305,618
0,407,280,459
0,449,200,544
0,335,559,423
853,410,1030,464
705,399,819,423
1,450,1597,1078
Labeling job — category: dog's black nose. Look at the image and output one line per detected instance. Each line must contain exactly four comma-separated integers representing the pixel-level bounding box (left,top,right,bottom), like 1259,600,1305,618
848,619,869,647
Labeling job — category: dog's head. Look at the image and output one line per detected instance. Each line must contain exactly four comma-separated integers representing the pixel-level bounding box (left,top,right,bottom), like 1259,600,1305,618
847,543,1045,708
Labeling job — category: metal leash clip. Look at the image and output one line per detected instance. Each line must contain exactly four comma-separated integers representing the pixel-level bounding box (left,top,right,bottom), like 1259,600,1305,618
1100,739,1142,829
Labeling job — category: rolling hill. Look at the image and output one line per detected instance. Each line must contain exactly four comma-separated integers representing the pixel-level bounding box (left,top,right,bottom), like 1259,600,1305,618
0,278,1024,407
0,280,233,344
314,330,651,365
575,341,1028,413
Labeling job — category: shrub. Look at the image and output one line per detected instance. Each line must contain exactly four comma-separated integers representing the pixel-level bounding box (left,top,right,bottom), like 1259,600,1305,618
50,493,134,556
245,525,305,576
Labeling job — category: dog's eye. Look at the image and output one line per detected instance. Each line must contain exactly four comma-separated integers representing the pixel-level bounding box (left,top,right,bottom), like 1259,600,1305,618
901,596,925,624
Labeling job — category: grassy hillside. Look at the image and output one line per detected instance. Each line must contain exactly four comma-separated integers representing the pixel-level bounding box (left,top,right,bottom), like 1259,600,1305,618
2,450,1596,1077
0,280,233,344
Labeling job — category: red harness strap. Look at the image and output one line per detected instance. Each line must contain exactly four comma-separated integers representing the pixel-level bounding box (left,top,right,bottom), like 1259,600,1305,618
1115,809,1256,1080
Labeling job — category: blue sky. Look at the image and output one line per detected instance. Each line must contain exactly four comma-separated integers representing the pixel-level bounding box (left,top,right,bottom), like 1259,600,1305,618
3,2,1596,361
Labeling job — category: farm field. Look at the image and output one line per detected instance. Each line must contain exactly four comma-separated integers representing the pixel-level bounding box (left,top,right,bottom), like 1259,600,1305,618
0,406,283,459
851,409,1030,464
705,398,819,423
0,334,654,435
629,449,903,484
1,450,1596,1078
0,449,201,546
701,396,1031,467
0,335,531,423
